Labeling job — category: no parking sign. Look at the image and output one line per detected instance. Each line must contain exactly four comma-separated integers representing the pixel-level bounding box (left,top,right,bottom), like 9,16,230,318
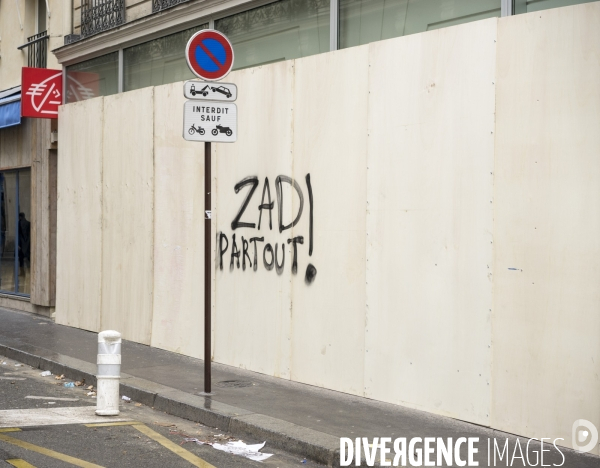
185,30,234,82
183,30,237,143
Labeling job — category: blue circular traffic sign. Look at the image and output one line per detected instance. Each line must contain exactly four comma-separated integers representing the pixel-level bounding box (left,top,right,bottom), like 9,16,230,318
186,30,234,81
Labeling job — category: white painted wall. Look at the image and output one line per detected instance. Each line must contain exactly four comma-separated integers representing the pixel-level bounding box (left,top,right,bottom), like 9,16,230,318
55,3,600,453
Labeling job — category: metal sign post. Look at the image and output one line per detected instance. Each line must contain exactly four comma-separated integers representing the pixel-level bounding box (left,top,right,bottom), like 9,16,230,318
183,29,236,395
204,141,211,394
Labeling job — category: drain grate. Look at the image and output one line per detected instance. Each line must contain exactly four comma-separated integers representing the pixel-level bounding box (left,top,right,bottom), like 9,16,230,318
215,380,253,388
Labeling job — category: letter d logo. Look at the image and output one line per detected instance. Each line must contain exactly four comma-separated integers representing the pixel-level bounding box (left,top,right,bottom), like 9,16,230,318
572,419,598,453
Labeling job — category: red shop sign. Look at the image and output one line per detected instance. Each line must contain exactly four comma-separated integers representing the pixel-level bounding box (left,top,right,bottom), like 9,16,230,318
21,67,62,119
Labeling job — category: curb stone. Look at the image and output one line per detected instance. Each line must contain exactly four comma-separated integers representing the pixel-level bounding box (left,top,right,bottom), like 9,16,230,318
0,344,340,467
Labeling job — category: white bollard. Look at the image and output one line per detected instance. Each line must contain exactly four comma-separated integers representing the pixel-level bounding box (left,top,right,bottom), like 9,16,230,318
96,330,121,416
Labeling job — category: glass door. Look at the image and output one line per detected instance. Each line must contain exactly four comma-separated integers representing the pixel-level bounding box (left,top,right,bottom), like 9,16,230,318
0,169,31,296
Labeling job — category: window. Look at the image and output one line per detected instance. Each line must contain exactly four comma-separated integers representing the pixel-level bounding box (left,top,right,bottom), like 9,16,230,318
65,0,593,98
37,0,47,33
80,0,125,38
124,25,208,92
66,52,119,103
513,0,597,14
215,0,330,70
0,169,32,296
339,0,501,49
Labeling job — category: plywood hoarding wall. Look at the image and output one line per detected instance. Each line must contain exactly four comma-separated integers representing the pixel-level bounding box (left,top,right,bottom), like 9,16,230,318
56,4,599,453
492,4,600,452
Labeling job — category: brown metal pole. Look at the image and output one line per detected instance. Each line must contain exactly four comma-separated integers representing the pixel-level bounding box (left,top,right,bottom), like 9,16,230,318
204,141,212,394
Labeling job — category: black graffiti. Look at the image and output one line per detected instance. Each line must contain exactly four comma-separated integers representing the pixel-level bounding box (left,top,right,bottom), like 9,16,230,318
274,243,285,275
242,237,252,270
258,177,273,230
219,232,229,270
219,231,315,284
231,176,258,230
305,264,317,284
275,175,304,233
263,243,274,271
249,237,264,272
287,236,304,275
219,173,316,284
306,174,313,256
230,233,241,269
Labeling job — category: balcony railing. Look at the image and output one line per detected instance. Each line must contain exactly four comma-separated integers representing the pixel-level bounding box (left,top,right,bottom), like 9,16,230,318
81,0,125,38
152,0,191,13
17,31,49,68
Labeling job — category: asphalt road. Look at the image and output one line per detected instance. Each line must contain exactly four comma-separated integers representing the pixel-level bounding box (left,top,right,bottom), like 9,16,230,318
0,355,323,468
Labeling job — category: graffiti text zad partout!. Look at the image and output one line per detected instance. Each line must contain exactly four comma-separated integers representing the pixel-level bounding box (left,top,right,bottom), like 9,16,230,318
218,174,317,284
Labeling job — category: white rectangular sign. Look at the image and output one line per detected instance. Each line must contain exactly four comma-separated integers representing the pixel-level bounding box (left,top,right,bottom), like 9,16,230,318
184,81,237,102
183,100,237,143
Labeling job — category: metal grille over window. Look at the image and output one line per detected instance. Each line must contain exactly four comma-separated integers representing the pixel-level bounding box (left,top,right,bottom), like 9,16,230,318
152,0,191,13
81,0,125,38
17,31,49,68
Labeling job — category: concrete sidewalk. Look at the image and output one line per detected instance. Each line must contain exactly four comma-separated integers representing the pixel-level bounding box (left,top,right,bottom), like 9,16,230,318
0,307,597,467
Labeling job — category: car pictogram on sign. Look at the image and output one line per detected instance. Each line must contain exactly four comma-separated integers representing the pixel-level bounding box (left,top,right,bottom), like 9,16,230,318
211,86,232,98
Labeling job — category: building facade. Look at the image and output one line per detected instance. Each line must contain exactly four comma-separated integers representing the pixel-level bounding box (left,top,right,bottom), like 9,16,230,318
5,0,597,456
0,0,73,315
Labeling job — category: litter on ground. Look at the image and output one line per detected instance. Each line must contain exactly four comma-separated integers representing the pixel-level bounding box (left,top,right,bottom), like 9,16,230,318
182,438,207,446
212,440,273,462
25,396,79,402
40,370,51,376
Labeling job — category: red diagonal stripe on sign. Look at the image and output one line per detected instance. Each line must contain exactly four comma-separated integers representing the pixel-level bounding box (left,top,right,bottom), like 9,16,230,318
199,40,224,68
